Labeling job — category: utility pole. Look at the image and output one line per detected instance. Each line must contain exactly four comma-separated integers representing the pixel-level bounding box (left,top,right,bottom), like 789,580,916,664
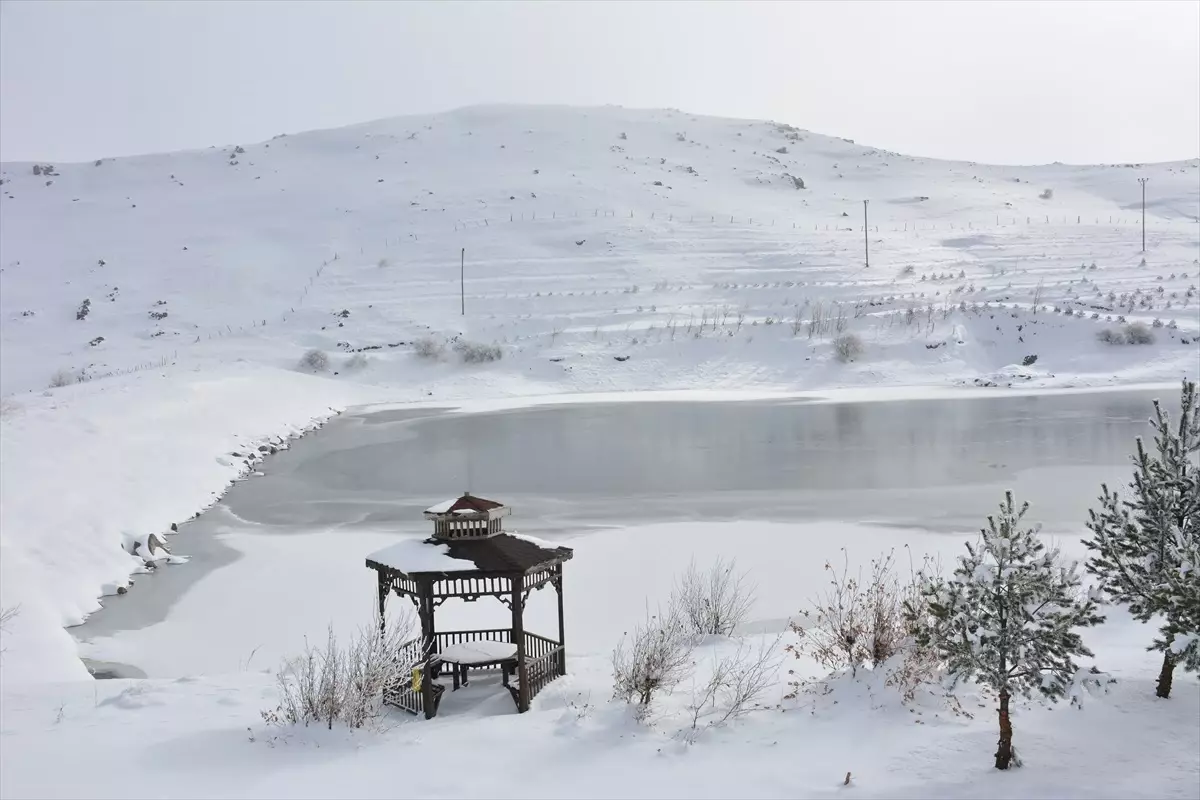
460,247,465,315
1137,177,1148,253
863,199,870,268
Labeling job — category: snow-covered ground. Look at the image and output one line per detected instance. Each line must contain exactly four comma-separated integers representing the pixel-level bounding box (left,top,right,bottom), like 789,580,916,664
3,519,1198,799
1,105,1197,797
4,517,1200,799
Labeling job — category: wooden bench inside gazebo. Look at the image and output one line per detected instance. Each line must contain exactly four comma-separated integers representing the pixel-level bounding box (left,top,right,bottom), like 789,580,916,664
366,493,572,719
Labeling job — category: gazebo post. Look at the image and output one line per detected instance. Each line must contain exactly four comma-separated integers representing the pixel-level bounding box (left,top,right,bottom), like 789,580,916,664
418,579,437,719
376,571,388,636
511,573,529,712
556,564,567,675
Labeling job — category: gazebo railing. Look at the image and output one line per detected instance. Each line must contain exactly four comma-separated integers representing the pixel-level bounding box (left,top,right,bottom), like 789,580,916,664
434,628,513,651
384,637,438,716
423,629,567,708
522,631,558,660
510,644,565,706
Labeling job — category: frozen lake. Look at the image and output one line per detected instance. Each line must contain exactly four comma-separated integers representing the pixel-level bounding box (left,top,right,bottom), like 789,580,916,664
211,388,1166,535
74,388,1168,674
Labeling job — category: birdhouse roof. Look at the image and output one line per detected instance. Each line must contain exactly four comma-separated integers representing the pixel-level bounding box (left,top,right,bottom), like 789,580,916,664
424,493,506,516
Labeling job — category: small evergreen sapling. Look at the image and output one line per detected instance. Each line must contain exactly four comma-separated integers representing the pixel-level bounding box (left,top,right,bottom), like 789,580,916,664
909,492,1103,770
1083,380,1200,698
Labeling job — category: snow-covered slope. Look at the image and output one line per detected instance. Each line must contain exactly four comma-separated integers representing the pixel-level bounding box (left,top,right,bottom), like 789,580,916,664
2,104,1197,399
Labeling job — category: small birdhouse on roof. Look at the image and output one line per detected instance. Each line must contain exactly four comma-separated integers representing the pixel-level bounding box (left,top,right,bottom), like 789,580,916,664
424,492,511,540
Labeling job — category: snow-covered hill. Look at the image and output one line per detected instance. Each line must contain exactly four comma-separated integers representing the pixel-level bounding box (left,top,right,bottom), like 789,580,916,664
2,104,1198,399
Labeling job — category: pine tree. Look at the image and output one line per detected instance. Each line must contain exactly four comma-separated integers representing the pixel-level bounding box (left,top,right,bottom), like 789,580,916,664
1083,380,1200,698
910,492,1103,770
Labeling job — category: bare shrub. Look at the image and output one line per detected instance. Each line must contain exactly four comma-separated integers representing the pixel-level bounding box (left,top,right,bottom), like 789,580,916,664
298,349,329,372
1097,328,1127,345
377,257,389,268
900,265,916,276
790,550,911,677
48,369,76,388
454,340,503,363
1124,321,1155,344
343,353,369,371
807,301,826,339
680,637,783,742
674,557,755,637
612,606,694,714
262,612,413,730
0,605,18,629
790,306,804,336
1039,188,1053,200
834,333,864,363
1031,279,1045,312
413,337,445,360
0,604,19,654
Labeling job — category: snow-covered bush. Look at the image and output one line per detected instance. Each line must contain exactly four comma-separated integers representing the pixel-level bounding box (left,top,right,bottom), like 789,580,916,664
680,638,782,743
0,398,21,419
454,340,503,364
1084,380,1200,698
343,353,369,371
0,605,19,655
1125,321,1155,344
262,613,413,731
834,333,864,363
413,337,445,360
1039,188,1054,200
673,557,755,637
1097,328,1126,345
48,369,76,389
612,606,694,715
298,349,329,373
911,492,1103,770
792,550,914,677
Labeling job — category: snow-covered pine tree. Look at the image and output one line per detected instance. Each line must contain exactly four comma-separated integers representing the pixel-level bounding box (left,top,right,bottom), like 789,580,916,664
1155,524,1200,676
911,492,1103,770
1083,380,1200,698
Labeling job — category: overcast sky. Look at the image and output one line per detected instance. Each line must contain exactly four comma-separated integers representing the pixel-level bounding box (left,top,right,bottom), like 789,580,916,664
1,0,1197,165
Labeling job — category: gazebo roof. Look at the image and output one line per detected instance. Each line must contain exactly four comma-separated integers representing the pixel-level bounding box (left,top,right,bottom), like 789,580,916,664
367,532,572,577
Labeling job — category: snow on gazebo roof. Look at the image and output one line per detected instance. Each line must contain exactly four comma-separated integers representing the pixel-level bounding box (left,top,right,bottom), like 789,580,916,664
366,538,477,574
424,493,508,517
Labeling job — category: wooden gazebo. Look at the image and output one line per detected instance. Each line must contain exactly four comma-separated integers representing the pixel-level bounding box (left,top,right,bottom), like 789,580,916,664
366,493,572,719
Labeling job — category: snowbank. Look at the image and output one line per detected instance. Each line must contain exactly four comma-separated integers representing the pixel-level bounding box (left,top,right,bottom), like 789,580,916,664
0,364,378,683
